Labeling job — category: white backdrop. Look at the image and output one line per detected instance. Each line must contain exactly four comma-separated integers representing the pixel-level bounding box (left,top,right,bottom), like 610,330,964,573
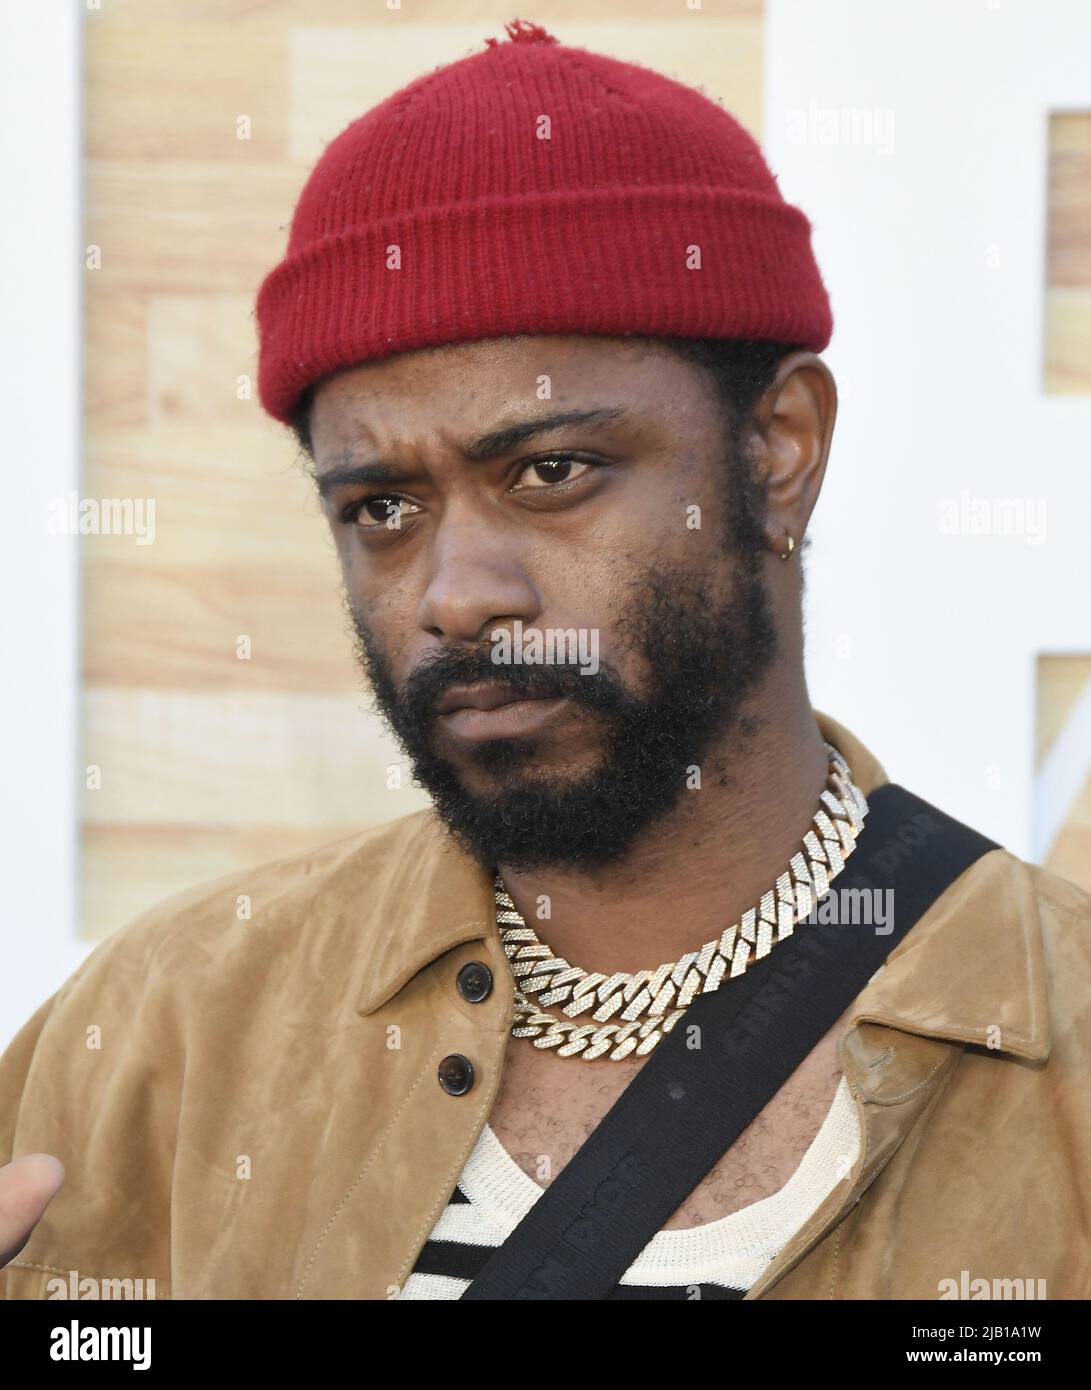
771,0,1090,861
1,0,1088,1048
1,2,88,1050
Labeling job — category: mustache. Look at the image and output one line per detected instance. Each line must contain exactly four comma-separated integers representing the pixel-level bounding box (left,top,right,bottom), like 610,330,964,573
396,642,628,725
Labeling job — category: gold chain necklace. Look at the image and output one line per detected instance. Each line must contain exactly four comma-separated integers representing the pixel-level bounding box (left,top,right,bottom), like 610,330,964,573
494,741,868,1062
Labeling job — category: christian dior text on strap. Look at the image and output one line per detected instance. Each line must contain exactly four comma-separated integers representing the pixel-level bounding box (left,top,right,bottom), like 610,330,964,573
460,785,999,1300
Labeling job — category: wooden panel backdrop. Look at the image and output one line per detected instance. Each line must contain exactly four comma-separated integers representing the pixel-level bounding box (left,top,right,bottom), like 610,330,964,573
80,2,1087,941
80,1,764,939
1038,115,1091,892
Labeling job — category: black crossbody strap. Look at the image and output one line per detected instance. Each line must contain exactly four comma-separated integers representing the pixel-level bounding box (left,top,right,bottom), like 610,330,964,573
460,784,999,1300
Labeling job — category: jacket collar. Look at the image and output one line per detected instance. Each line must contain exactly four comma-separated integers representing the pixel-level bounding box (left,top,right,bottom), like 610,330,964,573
345,710,1050,1062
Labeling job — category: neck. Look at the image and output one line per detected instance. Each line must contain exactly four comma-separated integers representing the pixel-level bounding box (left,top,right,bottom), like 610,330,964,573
497,679,829,976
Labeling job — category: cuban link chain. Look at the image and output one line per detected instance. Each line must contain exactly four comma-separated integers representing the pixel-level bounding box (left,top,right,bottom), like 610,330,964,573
495,741,868,1062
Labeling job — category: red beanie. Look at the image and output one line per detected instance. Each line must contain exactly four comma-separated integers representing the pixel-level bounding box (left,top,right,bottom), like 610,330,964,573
255,19,833,426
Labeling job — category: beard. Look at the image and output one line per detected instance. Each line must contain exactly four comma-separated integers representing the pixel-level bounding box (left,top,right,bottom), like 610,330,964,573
345,543,779,872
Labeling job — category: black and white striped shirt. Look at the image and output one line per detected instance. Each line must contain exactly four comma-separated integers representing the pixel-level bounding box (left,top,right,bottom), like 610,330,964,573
397,1075,860,1299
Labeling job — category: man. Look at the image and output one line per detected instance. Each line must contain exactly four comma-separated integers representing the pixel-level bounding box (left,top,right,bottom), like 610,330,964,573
2,20,1088,1301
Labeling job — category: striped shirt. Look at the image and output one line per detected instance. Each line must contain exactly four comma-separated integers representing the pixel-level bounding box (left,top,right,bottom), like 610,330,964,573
397,1075,861,1299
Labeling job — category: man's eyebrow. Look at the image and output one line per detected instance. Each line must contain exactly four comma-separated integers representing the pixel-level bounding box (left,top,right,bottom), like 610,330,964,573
463,407,627,461
313,459,404,499
312,406,628,499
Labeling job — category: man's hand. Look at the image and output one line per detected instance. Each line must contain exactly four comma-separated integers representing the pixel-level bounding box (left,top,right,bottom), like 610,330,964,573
0,1154,64,1268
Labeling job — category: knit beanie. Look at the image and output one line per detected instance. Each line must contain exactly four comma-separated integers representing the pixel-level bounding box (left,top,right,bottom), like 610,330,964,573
255,18,833,426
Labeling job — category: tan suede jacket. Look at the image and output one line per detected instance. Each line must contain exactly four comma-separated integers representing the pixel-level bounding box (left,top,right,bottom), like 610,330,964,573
2,712,1089,1300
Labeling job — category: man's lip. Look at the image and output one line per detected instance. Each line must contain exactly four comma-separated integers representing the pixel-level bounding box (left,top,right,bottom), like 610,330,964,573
434,682,557,715
437,695,569,743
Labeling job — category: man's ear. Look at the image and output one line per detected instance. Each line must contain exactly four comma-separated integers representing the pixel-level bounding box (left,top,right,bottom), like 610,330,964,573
748,351,837,554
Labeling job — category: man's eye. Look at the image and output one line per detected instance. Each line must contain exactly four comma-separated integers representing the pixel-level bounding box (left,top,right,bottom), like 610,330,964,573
512,457,594,490
350,496,420,528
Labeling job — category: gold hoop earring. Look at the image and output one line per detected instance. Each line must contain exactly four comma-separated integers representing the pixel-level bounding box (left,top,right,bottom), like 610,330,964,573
780,532,795,560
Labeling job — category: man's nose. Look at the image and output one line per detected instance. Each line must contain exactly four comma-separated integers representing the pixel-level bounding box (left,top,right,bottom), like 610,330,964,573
416,522,542,643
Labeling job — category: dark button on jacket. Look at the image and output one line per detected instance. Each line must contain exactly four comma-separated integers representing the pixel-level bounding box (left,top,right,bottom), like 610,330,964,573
438,1053,475,1095
457,961,493,1003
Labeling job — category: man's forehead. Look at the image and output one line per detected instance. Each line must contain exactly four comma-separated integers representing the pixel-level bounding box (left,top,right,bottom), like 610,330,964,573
309,334,683,453
317,333,668,398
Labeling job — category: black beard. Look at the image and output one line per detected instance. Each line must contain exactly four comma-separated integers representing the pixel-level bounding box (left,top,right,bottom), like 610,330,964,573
345,554,778,873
